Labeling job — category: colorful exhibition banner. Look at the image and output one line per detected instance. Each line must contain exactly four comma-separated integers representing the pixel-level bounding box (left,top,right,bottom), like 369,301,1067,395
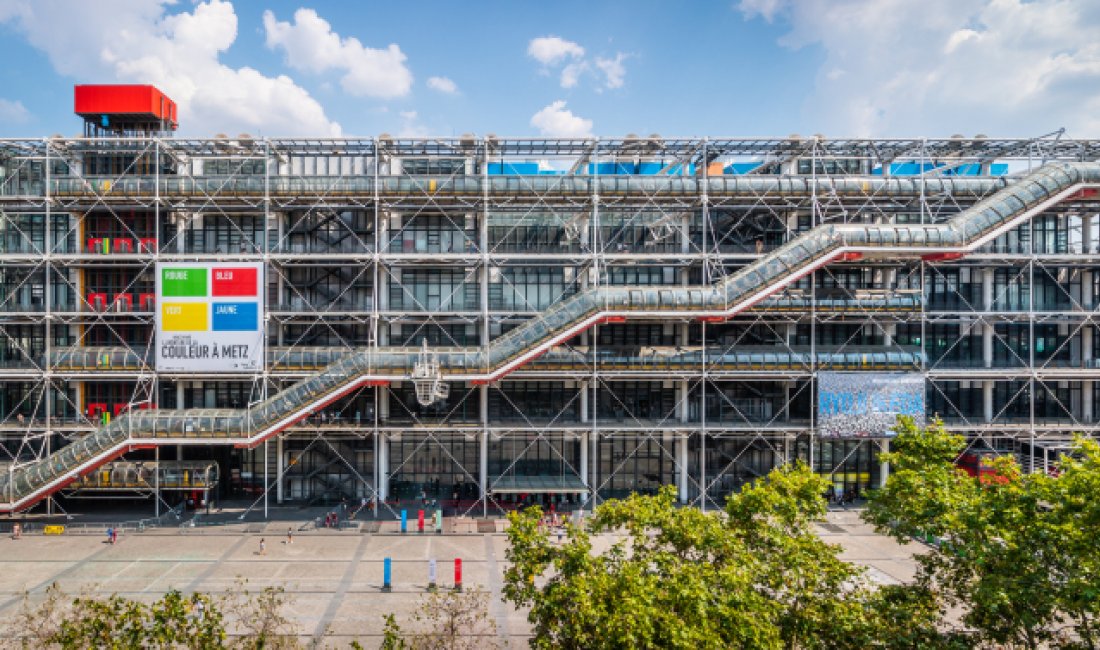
155,262,264,372
817,372,925,437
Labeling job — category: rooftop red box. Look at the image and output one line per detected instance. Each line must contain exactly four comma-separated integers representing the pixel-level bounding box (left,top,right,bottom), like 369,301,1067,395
74,85,177,129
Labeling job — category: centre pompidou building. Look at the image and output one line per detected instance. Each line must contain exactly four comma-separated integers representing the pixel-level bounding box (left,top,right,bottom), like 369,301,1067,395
0,85,1097,516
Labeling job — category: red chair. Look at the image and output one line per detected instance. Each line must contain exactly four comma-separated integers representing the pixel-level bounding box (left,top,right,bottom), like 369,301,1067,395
112,294,133,312
86,293,107,312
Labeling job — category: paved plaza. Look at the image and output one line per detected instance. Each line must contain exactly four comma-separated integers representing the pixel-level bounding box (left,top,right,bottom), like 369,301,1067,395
0,509,919,647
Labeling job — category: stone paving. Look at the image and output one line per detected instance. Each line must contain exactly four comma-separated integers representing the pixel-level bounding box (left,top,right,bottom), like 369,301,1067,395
0,508,921,647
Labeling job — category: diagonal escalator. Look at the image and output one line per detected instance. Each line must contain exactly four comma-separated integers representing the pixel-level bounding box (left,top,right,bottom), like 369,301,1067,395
1,162,1098,512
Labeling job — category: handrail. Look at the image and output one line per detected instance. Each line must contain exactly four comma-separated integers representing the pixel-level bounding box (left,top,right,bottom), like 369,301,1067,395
0,162,1097,512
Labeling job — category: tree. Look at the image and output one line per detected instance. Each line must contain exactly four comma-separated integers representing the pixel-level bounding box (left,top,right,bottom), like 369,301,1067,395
45,589,224,649
218,579,302,648
503,464,948,649
377,588,499,650
1044,436,1100,648
0,578,300,650
865,417,1100,649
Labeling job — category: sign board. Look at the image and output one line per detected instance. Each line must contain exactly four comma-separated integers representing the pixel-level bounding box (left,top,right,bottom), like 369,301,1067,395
817,372,924,437
43,525,65,535
155,262,264,373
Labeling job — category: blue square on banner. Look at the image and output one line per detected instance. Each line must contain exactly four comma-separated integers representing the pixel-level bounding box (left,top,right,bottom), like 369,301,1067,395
211,302,257,331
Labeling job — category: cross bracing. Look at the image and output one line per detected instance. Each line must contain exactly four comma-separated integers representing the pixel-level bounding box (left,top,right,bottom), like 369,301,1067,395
0,136,1098,514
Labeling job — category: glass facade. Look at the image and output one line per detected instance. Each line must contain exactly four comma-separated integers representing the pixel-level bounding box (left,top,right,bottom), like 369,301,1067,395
0,136,1098,513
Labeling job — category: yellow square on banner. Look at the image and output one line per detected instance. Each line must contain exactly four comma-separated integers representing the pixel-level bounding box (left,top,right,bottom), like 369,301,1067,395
162,303,207,331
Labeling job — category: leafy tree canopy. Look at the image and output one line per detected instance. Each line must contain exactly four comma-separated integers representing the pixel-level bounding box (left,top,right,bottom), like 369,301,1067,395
866,417,1100,649
504,463,949,649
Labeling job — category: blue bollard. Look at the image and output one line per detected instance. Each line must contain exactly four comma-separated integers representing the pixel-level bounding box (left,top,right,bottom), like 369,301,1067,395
383,557,392,592
401,509,407,533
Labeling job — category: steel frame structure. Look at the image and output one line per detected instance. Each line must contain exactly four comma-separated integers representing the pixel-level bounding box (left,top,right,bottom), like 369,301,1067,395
1,134,1099,515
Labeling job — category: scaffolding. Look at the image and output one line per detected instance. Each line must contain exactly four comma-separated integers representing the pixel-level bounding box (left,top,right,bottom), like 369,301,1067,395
0,134,1098,515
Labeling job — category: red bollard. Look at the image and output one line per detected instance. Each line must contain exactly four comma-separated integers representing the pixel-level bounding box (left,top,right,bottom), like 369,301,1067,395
454,558,463,592
417,509,425,533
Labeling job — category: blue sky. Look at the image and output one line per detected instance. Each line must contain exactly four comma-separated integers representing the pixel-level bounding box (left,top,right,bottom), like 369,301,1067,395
0,0,1097,139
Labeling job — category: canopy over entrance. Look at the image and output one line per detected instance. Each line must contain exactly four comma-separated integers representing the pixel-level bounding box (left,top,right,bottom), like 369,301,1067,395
490,475,588,494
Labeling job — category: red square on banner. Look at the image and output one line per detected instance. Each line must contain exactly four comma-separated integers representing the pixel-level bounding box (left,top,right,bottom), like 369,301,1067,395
211,267,257,297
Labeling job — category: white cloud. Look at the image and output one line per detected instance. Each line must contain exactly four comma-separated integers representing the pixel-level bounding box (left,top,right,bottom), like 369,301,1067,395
397,110,430,138
0,98,29,123
737,0,789,22
530,100,593,137
426,76,458,94
263,8,412,99
595,54,627,89
528,35,628,90
0,0,340,136
560,62,588,89
527,36,585,66
738,0,1100,137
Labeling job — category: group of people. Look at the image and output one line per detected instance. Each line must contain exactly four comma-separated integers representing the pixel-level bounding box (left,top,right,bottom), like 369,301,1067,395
105,527,119,544
537,507,571,543
826,485,860,507
349,497,373,519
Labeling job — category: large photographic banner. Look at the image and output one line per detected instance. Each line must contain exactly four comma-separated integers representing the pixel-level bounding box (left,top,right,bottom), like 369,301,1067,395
155,262,264,373
817,372,925,437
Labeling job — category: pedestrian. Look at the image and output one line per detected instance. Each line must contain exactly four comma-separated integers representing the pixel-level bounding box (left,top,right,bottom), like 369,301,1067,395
755,239,764,254
106,527,113,545
259,538,266,555
112,528,118,544
286,527,293,545
11,523,20,540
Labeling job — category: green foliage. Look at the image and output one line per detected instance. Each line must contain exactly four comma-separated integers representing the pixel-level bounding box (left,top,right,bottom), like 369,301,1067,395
503,464,948,649
0,577,300,650
866,417,1100,649
49,589,224,649
377,588,498,650
379,614,407,650
218,578,301,648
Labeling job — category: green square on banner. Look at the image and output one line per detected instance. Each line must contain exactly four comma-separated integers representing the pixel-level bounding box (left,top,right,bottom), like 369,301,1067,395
161,268,207,297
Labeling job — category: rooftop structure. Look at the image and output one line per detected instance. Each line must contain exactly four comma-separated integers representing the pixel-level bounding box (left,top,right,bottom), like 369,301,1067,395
73,84,178,137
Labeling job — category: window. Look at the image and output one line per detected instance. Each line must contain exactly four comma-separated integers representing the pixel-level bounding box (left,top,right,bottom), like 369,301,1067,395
490,267,577,312
390,269,478,312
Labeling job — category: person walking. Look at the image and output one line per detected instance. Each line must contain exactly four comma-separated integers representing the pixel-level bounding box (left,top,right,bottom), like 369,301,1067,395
106,527,114,545
259,538,266,555
286,527,293,545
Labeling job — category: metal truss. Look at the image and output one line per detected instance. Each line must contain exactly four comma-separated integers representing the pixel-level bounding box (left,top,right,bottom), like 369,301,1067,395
1,135,1100,513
